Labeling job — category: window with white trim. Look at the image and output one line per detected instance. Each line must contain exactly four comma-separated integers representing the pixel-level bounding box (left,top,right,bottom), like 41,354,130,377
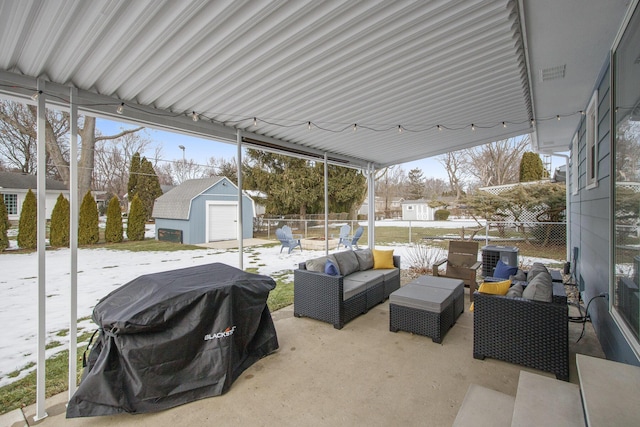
612,2,640,352
586,91,599,189
2,193,17,215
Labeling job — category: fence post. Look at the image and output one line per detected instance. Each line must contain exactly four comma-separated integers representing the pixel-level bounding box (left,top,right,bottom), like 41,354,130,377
485,222,489,246
409,220,412,244
304,220,308,239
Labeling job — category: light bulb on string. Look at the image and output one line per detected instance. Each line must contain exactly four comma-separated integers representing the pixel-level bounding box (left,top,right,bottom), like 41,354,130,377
437,125,442,131
502,122,507,128
31,91,41,101
308,121,312,130
192,111,199,122
253,117,257,127
116,103,124,114
398,125,402,133
530,118,535,126
557,115,561,121
353,123,357,132
471,124,475,131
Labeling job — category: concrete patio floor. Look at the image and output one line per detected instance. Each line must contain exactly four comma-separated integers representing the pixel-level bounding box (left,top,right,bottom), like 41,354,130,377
6,288,603,427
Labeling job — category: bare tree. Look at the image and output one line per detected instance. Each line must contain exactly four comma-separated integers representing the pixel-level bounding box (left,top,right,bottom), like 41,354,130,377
154,162,175,186
424,177,448,199
93,130,157,198
0,99,142,197
0,100,63,176
463,136,531,187
174,158,204,184
375,166,405,217
438,151,466,200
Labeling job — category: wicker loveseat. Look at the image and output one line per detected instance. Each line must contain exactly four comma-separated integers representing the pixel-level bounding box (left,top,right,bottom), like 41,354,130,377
473,264,569,381
294,249,400,329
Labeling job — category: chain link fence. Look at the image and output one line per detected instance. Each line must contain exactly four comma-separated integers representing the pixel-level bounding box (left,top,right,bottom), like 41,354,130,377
253,216,567,263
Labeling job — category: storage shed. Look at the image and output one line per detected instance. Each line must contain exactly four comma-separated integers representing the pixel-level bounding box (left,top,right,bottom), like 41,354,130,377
401,199,435,221
152,177,254,244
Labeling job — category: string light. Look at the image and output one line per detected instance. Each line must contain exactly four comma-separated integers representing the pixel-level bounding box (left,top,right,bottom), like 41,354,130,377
3,82,596,136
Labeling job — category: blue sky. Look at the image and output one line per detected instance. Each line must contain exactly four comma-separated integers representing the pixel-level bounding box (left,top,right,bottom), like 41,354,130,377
96,118,564,182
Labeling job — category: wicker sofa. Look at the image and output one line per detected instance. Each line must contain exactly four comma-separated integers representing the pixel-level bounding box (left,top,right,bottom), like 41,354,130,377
294,249,400,329
473,264,569,381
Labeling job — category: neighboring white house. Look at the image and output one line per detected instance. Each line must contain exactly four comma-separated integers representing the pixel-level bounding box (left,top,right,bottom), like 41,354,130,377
0,171,69,221
401,199,435,221
152,177,254,244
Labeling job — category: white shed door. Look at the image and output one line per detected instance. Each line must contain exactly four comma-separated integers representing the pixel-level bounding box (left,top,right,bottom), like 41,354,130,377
208,204,237,241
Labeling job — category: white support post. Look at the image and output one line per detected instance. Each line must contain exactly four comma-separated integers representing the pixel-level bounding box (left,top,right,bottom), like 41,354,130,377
68,88,79,399
35,79,48,421
367,164,375,248
324,153,329,255
236,129,243,269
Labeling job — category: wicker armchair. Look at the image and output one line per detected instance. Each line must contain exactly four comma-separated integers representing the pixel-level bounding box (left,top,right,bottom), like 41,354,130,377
473,282,569,381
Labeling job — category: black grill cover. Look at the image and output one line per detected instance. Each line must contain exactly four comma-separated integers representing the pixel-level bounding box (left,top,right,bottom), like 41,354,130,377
67,263,279,417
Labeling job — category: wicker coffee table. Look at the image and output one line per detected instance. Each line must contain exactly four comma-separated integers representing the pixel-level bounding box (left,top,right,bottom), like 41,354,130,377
389,278,458,343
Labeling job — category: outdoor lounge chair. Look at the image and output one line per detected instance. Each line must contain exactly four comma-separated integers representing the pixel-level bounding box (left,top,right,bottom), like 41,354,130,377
336,224,351,249
339,226,364,250
432,240,481,301
276,228,302,254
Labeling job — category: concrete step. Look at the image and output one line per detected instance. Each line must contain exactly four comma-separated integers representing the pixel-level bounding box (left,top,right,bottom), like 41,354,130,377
577,353,640,426
511,371,584,427
452,383,515,427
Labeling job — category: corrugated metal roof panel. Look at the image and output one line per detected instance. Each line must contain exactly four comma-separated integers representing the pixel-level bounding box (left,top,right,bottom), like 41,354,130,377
0,0,532,168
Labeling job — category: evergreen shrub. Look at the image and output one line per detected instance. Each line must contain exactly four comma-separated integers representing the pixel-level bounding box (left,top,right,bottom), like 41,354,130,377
127,194,146,241
79,191,99,245
104,197,123,243
49,193,70,247
0,195,10,251
17,189,37,249
434,209,450,221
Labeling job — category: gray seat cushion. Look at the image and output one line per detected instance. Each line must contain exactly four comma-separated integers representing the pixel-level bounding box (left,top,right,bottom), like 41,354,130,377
505,283,525,298
347,270,385,288
523,272,553,302
305,256,328,272
343,277,369,300
333,250,360,276
354,249,374,271
375,268,399,282
410,276,464,293
527,263,549,281
389,283,453,313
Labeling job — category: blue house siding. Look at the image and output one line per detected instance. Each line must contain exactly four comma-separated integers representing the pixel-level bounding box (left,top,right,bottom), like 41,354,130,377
570,62,640,365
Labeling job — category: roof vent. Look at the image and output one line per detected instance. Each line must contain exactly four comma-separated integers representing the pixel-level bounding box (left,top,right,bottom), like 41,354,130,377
540,65,566,81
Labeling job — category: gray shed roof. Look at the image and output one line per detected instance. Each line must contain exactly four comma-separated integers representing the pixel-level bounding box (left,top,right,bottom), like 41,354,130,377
0,171,67,191
152,177,226,220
